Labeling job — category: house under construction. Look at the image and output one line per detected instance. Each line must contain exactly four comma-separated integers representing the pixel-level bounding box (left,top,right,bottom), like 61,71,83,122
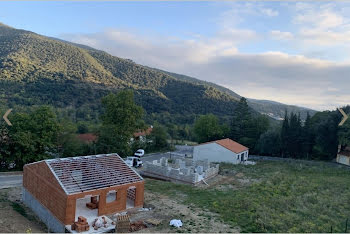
22,153,144,232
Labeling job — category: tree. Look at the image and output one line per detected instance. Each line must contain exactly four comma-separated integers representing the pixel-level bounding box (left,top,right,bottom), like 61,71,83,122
309,111,338,160
148,123,169,151
230,97,251,141
97,90,144,156
194,114,223,143
4,106,59,168
77,122,89,134
339,120,350,146
288,112,302,158
57,119,85,157
301,112,314,159
100,90,144,136
280,111,289,157
230,97,269,152
256,129,281,156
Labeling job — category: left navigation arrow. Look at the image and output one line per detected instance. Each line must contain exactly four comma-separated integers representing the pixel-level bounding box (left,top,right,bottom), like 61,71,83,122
3,109,12,126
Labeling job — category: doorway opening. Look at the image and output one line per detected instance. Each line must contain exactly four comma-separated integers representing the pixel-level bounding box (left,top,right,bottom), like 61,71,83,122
126,186,136,209
75,195,99,224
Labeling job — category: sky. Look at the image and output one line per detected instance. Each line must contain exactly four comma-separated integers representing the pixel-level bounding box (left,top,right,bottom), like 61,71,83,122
1,1,350,111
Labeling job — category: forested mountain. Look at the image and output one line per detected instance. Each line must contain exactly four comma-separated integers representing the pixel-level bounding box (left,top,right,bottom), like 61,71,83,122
0,23,313,125
156,69,317,120
0,23,249,124
247,99,317,121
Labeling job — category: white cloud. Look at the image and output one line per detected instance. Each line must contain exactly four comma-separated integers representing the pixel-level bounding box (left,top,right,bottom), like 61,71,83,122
270,30,294,40
291,3,350,48
261,8,279,17
59,2,350,111
62,27,350,111
294,9,344,30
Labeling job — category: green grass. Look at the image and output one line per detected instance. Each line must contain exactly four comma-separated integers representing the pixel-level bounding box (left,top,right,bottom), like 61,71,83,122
10,202,29,218
146,160,350,233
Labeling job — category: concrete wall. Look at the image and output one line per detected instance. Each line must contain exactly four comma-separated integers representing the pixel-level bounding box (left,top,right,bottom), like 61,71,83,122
143,158,219,184
143,162,197,183
193,143,249,164
337,155,350,166
23,162,67,224
22,188,65,233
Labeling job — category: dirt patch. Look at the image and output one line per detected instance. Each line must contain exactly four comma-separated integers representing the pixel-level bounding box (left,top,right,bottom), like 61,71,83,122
0,188,46,233
198,174,260,192
1,183,238,233
118,191,238,233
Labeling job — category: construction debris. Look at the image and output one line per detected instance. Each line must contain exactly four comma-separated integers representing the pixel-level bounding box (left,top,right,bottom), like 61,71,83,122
71,216,89,232
86,196,99,209
145,218,162,226
138,207,151,212
92,216,109,230
170,219,183,228
116,214,130,233
130,220,147,232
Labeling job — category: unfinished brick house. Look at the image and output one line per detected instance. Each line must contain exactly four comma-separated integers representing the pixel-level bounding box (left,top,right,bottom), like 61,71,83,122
22,154,144,232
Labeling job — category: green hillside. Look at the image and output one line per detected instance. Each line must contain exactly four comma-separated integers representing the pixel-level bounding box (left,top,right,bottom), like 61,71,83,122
0,23,315,125
156,68,317,120
0,23,245,124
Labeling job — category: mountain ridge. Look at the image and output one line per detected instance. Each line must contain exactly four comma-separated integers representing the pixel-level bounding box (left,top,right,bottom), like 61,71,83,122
154,68,317,120
0,23,316,124
0,23,245,124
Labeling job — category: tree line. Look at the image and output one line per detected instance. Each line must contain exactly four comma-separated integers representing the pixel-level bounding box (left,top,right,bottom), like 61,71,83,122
0,90,172,170
1,92,349,170
193,97,270,152
193,98,350,161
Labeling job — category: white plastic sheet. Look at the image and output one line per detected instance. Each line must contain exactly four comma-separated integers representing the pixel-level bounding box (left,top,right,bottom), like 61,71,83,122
170,219,183,228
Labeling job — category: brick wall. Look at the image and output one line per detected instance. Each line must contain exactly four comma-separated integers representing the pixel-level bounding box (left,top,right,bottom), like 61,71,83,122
127,187,136,200
65,180,145,224
23,162,67,224
23,161,145,226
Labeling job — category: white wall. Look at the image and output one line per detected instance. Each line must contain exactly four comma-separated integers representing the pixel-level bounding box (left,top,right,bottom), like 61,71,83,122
337,155,350,166
193,143,249,164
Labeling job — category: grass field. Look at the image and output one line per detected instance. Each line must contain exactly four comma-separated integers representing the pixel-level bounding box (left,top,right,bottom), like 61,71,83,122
145,160,350,233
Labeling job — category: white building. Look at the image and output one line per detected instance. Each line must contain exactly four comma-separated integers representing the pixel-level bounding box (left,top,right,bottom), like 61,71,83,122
336,145,350,166
193,138,249,164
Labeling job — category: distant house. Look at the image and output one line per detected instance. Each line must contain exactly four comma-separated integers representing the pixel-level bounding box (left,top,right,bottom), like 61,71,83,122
336,145,350,166
131,126,153,143
76,133,97,144
193,138,249,164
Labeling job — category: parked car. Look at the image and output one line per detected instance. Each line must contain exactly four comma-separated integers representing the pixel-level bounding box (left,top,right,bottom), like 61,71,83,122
125,156,143,168
134,149,145,157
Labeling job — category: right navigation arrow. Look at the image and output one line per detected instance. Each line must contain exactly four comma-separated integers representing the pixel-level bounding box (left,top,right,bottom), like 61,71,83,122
338,108,349,126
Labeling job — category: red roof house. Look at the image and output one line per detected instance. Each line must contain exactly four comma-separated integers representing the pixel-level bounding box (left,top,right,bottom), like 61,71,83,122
193,138,249,164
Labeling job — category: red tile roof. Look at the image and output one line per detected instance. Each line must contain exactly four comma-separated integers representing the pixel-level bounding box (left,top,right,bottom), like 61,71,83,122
77,133,97,143
198,138,249,154
133,127,153,137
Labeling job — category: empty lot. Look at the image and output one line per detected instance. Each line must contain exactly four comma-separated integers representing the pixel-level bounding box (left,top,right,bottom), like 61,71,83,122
1,159,350,233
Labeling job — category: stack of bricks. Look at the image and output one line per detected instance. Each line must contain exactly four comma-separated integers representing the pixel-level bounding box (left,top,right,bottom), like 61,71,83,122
116,215,130,233
86,196,99,209
71,216,89,232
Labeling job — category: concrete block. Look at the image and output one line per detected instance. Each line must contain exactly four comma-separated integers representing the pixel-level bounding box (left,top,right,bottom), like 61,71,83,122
196,166,203,175
179,161,186,169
